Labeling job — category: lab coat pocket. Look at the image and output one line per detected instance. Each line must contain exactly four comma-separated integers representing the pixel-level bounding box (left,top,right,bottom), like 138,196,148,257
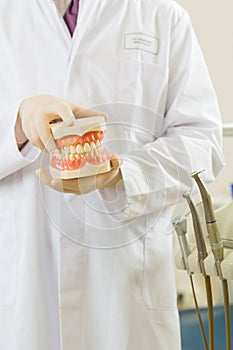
0,203,17,306
118,59,168,113
141,230,177,311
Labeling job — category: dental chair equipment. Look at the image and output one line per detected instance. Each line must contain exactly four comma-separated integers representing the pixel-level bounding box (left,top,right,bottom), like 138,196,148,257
175,171,233,350
183,193,214,350
192,171,231,350
173,218,209,350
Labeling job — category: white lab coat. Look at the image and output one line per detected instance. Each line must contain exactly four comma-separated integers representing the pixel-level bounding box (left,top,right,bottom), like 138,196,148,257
0,0,224,349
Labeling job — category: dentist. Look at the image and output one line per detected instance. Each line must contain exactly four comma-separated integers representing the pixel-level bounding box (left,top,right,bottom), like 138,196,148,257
0,1,224,350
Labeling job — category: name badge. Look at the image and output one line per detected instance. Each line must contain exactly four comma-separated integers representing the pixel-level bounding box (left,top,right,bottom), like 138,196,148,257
124,33,159,55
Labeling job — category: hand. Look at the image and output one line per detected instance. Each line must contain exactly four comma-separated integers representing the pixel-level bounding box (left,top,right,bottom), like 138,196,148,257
15,95,107,152
36,158,124,195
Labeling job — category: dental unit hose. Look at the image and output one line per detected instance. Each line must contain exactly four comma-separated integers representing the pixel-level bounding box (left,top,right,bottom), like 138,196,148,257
173,218,209,350
192,171,231,350
183,193,214,350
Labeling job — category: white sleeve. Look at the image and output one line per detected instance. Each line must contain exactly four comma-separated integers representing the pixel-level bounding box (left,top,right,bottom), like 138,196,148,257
0,26,41,181
99,11,224,222
0,103,41,180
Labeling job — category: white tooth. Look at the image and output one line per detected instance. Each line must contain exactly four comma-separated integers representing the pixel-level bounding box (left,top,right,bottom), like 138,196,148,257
64,146,69,155
54,150,61,158
76,144,83,154
84,143,91,152
91,142,96,150
94,148,99,156
65,153,69,161
70,145,76,154
96,140,100,147
61,148,66,155
75,154,80,159
70,154,75,160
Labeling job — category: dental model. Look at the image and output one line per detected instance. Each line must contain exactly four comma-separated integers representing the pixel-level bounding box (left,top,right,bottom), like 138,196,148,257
49,116,112,179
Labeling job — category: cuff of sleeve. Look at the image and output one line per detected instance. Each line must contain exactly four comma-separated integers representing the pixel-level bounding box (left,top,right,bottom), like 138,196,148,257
120,159,151,220
99,159,150,222
20,141,41,161
98,186,128,221
120,159,149,198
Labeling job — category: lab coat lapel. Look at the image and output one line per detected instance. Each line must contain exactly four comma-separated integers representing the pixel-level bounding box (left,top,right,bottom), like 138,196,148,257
36,0,71,45
65,0,102,81
36,0,103,94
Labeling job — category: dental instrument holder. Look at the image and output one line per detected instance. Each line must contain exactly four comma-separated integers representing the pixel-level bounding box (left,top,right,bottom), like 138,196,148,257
173,218,210,350
175,203,233,279
173,218,192,274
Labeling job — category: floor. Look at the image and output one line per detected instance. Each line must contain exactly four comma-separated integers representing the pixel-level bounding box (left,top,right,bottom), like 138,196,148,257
179,305,233,350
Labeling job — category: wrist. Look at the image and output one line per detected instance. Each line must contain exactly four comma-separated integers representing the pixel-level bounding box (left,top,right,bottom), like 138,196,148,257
15,110,28,149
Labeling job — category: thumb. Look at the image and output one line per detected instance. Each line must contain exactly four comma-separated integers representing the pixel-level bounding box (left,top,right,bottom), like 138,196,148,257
110,157,122,169
48,102,76,126
71,105,108,121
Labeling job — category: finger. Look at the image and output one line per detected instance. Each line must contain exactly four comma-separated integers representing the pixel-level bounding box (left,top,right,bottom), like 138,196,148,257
56,175,97,194
51,178,69,193
30,135,47,152
110,157,122,169
68,102,84,114
73,107,108,121
28,124,46,151
52,178,81,194
36,117,56,153
21,111,50,152
45,102,76,126
37,102,77,152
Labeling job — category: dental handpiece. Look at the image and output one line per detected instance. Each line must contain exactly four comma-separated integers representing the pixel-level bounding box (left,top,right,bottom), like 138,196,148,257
173,217,191,273
183,193,208,275
191,171,224,273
